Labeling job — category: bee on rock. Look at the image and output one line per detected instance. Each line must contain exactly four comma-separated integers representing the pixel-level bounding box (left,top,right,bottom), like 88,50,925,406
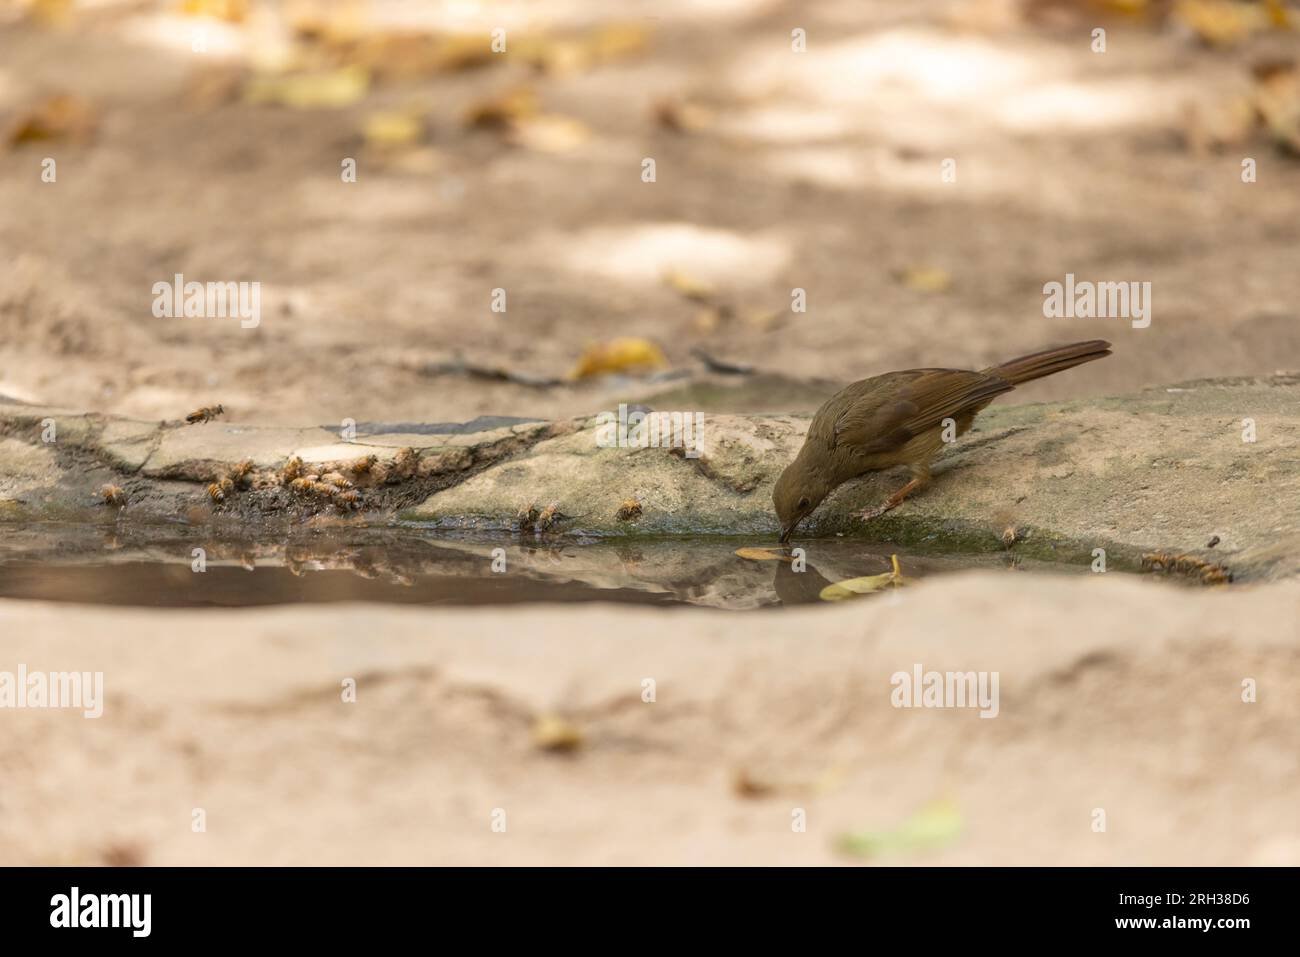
185,404,225,425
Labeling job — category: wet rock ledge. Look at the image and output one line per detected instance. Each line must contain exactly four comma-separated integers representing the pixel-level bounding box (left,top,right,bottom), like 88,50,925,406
0,375,1296,581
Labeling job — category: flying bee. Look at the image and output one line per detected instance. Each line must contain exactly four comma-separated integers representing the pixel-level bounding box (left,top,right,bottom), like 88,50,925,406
280,455,304,484
99,484,127,507
349,454,378,475
185,404,225,424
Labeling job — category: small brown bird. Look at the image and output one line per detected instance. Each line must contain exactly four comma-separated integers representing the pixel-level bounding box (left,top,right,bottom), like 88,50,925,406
774,340,1111,542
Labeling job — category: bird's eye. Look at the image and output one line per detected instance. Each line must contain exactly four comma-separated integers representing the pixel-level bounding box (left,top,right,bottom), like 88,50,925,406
797,497,810,510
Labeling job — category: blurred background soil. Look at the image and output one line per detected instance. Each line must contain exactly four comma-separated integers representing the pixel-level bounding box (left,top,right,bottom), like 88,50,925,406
2,0,1299,425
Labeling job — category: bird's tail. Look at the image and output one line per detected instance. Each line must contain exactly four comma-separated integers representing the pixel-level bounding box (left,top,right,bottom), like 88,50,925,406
986,339,1111,386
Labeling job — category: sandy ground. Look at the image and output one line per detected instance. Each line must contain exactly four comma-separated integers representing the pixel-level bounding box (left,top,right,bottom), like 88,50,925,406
1,1,1298,425
1,573,1297,866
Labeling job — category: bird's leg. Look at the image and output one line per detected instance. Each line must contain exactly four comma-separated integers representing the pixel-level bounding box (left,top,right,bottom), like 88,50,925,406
855,467,931,523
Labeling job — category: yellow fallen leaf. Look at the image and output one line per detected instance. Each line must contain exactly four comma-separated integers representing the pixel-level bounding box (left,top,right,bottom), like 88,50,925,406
244,65,369,109
507,33,575,73
837,798,963,858
27,0,74,26
512,24,650,75
663,269,715,302
430,33,497,73
1254,60,1300,153
897,266,952,293
1097,0,1153,15
734,546,791,562
5,93,97,146
568,338,668,379
178,0,248,22
532,714,584,752
1174,0,1266,46
506,114,591,153
364,109,426,148
1265,0,1292,28
464,87,539,129
819,555,908,601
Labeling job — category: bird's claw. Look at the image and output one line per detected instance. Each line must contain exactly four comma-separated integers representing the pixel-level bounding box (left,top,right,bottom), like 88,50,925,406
855,501,895,523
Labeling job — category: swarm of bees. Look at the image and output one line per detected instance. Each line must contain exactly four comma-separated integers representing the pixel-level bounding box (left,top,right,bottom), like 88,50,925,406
187,447,435,517
99,484,127,507
616,498,642,521
185,404,225,425
1142,551,1233,585
287,467,362,511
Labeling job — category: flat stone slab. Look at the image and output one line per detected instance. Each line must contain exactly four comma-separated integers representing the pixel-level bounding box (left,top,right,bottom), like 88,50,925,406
0,375,1296,580
412,374,1300,580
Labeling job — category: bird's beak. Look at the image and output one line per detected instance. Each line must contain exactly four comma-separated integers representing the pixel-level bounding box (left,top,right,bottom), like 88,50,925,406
779,523,794,544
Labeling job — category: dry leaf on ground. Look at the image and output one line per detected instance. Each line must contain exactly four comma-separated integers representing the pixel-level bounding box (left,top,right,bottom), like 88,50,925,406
734,546,792,562
506,114,591,153
532,714,584,752
244,66,369,109
819,555,908,601
896,266,953,293
662,269,716,303
569,338,668,379
464,87,539,129
837,798,964,858
5,93,97,147
363,109,426,149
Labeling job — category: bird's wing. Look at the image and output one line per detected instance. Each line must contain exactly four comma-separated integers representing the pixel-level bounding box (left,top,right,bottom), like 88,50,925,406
829,369,1013,454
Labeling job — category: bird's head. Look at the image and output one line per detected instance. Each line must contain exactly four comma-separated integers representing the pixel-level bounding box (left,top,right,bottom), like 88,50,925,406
773,456,831,543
